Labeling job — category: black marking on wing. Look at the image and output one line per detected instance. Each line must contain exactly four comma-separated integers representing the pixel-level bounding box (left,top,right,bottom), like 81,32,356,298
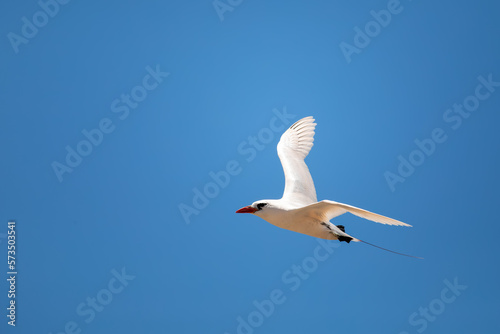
320,222,332,230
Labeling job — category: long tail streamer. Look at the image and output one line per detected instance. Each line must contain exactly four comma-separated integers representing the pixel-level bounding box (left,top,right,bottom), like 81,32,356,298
358,239,423,259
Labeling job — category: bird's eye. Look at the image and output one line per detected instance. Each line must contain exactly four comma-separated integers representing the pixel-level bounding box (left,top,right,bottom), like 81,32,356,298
256,203,267,210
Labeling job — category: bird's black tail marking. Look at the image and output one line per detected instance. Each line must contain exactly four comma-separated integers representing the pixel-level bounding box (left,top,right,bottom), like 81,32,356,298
358,239,423,259
338,235,352,243
333,225,351,243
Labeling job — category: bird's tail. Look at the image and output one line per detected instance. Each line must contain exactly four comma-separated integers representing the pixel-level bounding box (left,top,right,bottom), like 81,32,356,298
334,225,421,259
352,238,423,259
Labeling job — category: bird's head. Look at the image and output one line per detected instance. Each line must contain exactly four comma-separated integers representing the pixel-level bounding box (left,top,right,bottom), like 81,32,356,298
235,201,272,216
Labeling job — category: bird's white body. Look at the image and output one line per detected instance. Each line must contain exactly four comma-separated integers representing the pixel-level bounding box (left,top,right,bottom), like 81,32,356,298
236,116,419,257
250,199,346,240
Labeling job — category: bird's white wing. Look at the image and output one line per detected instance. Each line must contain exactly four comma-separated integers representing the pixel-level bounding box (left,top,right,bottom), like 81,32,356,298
277,116,317,206
298,200,411,227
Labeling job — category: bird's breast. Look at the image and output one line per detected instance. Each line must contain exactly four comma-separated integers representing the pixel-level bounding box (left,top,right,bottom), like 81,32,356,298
260,211,336,240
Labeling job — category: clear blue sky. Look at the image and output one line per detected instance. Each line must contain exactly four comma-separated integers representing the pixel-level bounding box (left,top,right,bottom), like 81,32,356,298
1,1,500,333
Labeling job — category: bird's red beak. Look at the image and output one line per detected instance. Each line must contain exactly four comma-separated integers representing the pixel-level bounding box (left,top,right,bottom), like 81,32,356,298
236,206,257,214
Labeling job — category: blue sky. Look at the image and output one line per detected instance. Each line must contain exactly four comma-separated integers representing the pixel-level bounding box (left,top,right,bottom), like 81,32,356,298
1,0,500,333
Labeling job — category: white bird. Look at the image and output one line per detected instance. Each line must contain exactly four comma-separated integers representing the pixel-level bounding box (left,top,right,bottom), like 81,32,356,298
236,116,421,258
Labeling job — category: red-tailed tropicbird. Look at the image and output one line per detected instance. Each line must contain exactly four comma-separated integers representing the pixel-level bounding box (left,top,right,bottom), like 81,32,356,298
236,116,421,259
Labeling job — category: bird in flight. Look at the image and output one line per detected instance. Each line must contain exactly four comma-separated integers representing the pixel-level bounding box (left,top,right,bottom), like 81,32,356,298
236,116,421,259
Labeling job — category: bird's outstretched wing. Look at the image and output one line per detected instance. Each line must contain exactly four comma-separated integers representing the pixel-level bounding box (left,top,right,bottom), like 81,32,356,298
299,200,411,227
277,116,317,206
